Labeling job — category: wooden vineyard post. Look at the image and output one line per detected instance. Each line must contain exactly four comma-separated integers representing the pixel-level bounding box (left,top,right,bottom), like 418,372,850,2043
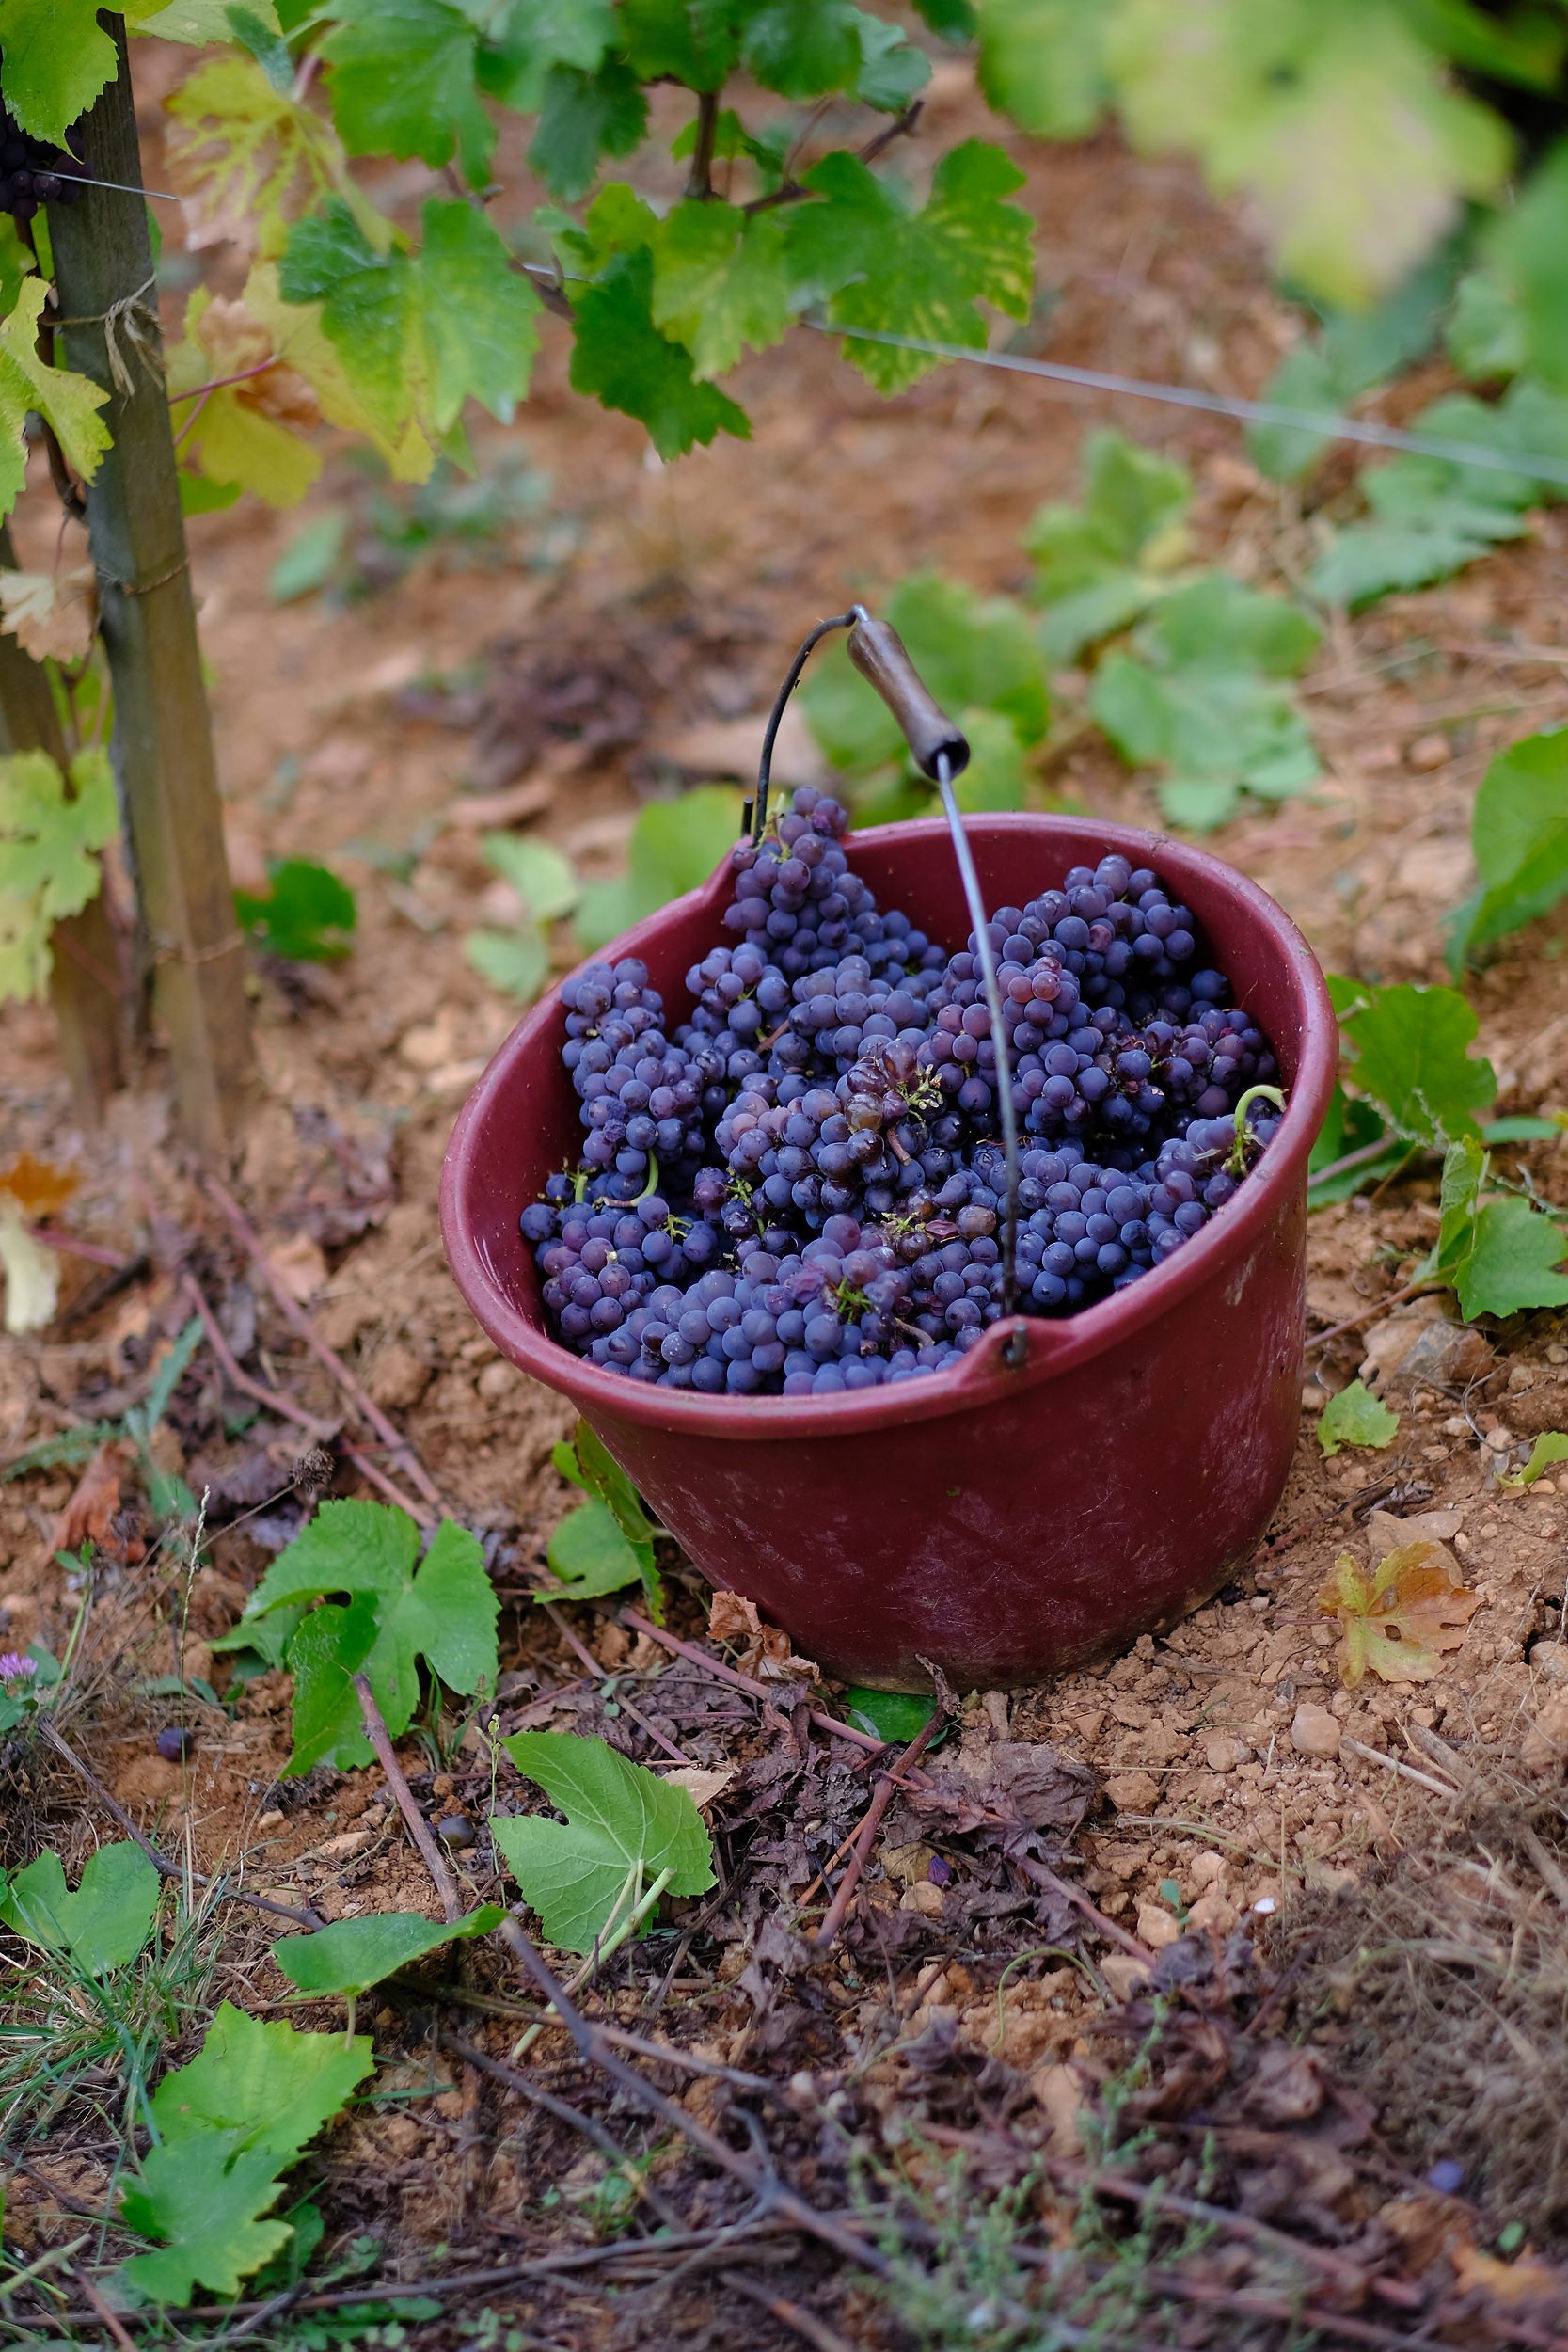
0,528,123,1118
46,16,254,1152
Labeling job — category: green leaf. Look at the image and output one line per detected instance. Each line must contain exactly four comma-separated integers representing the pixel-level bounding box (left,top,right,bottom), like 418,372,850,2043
738,0,863,96
465,924,550,1001
1139,575,1319,679
483,833,578,921
1490,138,1568,391
150,2000,375,2159
850,10,931,110
272,1906,504,1996
235,858,357,961
0,278,113,521
569,247,750,459
134,0,281,38
1497,1432,1568,1490
0,1842,159,1975
889,573,1050,745
1335,978,1496,1147
280,200,412,442
120,2139,293,2307
1025,429,1192,658
1107,0,1510,310
1307,1079,1401,1201
979,0,1108,138
651,201,792,381
1453,1195,1568,1320
268,512,346,603
234,1501,499,1773
546,1497,649,1602
843,1686,936,1741
619,0,740,87
529,57,648,202
789,141,1033,392
1447,268,1525,382
323,0,493,187
546,1420,662,1614
493,1730,715,1954
1317,1378,1400,1458
1248,248,1457,480
1449,727,1568,969
1090,652,1318,825
574,785,741,948
413,199,540,434
0,0,117,144
478,0,615,109
0,746,117,1006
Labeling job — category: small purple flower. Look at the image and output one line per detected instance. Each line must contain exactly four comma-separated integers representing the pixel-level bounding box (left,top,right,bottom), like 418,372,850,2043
0,1651,37,1684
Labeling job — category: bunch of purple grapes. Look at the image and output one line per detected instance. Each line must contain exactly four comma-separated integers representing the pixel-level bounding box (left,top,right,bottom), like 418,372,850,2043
518,789,1282,1391
0,114,87,220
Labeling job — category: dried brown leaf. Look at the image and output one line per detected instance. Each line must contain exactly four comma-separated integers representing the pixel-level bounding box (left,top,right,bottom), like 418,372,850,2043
0,566,98,663
706,1589,819,1684
1318,1541,1481,1689
51,1439,125,1555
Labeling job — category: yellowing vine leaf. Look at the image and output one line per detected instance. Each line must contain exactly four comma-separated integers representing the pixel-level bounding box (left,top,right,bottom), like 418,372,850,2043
0,279,112,522
166,56,343,257
1319,1541,1481,1689
0,747,117,1003
167,285,324,506
0,565,97,663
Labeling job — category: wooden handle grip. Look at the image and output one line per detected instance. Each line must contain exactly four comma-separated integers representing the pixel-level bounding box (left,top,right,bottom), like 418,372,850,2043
847,616,970,780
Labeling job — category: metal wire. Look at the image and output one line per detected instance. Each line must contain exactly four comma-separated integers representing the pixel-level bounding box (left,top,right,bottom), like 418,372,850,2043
932,751,1022,1327
798,319,1568,492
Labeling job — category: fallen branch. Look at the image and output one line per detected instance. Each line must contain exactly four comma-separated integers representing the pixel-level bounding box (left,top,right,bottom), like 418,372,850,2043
814,1712,944,1948
437,2026,687,2232
1015,1855,1156,1967
40,1719,324,1931
1341,1734,1458,1798
623,1609,882,1754
200,1171,446,1515
352,1673,462,1922
495,1913,888,2275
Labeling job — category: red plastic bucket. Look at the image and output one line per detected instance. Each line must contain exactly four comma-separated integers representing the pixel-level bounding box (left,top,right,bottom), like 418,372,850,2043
441,815,1337,1690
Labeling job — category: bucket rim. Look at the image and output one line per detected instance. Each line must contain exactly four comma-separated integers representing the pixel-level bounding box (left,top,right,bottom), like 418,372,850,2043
440,812,1338,1438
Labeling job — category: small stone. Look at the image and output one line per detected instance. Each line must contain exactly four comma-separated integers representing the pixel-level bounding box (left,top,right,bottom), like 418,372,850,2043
1205,1735,1249,1772
899,1880,943,1916
476,1359,514,1403
1549,1344,1568,1366
1361,1302,1493,1395
1407,731,1450,771
317,1828,374,1862
1535,1479,1558,1495
256,1808,285,1831
365,1342,431,1413
1368,1506,1462,1553
1135,1901,1182,1949
1100,1953,1152,2001
1186,1888,1237,1932
437,1815,475,1849
1484,1427,1514,1454
1102,1769,1161,1811
1507,1364,1536,1393
1291,1703,1341,1759
1190,1851,1227,1892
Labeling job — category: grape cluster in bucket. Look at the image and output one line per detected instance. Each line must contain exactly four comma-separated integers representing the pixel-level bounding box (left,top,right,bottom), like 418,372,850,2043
519,788,1282,1396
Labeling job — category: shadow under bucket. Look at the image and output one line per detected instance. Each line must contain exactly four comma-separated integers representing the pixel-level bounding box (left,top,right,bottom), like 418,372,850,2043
441,814,1337,1691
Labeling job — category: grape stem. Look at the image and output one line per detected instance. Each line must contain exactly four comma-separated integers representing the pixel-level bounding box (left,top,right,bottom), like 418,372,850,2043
1227,1083,1287,1175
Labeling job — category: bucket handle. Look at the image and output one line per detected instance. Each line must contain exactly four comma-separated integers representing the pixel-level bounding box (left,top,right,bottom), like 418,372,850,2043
746,608,1025,1354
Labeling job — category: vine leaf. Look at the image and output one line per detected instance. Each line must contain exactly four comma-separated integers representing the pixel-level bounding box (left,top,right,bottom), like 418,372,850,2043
651,201,792,381
1449,725,1568,971
492,1731,715,1954
165,55,343,257
1316,1379,1399,1459
271,1906,505,1997
322,0,494,187
572,785,739,949
0,0,117,145
1024,427,1192,662
166,283,324,507
150,2001,374,2160
542,1420,662,1614
243,257,433,484
528,57,648,202
1319,1542,1481,1688
979,0,1107,138
1106,0,1508,307
120,2140,294,2307
1330,978,1496,1148
229,1501,499,1774
569,247,749,458
0,1841,159,1975
0,747,118,1006
1498,1432,1568,1491
0,564,97,663
479,0,616,111
413,198,541,434
235,858,357,961
788,140,1033,392
0,278,113,519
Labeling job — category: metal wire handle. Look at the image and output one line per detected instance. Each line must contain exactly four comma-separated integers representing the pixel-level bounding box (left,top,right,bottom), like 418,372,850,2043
747,609,1024,1344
